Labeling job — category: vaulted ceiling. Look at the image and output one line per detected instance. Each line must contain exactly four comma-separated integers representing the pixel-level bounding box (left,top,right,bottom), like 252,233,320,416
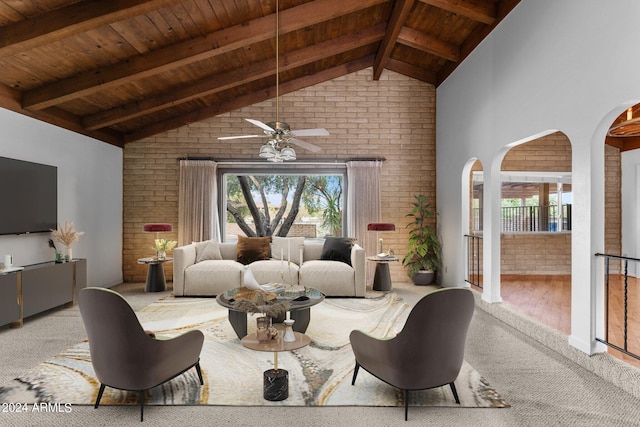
0,0,519,147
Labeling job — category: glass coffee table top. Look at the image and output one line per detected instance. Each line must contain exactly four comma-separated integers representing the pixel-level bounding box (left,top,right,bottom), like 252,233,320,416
217,286,325,311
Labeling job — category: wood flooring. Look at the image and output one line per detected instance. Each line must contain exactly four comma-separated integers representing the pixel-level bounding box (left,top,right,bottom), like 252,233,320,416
473,274,640,369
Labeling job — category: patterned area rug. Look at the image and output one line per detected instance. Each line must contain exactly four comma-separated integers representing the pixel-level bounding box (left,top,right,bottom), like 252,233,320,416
0,293,509,408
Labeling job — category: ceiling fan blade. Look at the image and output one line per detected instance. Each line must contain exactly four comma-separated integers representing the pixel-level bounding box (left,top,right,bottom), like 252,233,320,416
245,118,275,132
289,138,321,153
291,128,330,137
217,134,264,140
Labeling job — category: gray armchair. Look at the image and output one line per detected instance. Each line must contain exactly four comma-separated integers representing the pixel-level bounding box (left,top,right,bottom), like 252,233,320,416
349,287,475,421
79,287,204,421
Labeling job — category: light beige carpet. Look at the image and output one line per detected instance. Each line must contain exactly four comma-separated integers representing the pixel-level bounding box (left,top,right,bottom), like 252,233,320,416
0,293,509,408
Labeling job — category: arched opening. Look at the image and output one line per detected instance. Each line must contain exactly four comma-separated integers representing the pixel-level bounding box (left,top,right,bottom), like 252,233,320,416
462,158,484,289
600,103,640,368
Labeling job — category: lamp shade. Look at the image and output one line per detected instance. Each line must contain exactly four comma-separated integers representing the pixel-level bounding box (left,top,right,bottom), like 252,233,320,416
143,223,173,233
367,223,395,231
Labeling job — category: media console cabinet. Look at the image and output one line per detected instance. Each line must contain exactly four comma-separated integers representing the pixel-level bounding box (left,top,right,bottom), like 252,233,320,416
0,259,87,328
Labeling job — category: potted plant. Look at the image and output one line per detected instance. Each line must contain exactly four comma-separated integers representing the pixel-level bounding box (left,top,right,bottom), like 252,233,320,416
402,194,442,285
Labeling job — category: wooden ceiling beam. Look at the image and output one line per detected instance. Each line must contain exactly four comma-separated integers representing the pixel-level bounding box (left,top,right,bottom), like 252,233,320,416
22,0,388,111
123,56,374,143
418,0,496,25
0,0,183,58
373,0,415,80
385,58,437,84
436,0,519,85
84,24,386,130
0,81,122,145
397,26,459,62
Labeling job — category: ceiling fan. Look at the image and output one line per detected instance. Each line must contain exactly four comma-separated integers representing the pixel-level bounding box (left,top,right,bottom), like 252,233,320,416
217,0,329,162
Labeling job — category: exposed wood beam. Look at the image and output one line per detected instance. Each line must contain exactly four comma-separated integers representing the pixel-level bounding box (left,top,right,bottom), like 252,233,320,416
22,0,388,111
84,24,386,130
0,0,183,58
397,27,459,62
124,56,374,143
385,58,437,84
436,0,519,85
0,82,123,146
418,0,496,25
373,0,415,80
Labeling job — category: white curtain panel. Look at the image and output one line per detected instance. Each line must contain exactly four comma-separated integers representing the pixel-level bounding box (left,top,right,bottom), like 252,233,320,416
178,160,220,246
346,160,383,283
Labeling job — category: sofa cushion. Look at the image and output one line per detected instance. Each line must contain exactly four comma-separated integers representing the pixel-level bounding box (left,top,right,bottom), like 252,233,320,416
236,236,271,265
300,260,354,296
195,240,222,262
320,237,354,266
271,236,305,265
249,259,300,285
184,260,245,295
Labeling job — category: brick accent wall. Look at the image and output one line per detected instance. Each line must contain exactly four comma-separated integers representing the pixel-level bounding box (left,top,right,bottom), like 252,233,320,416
123,68,436,284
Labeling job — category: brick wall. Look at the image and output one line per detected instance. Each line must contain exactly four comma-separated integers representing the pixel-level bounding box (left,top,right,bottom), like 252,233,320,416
123,68,436,284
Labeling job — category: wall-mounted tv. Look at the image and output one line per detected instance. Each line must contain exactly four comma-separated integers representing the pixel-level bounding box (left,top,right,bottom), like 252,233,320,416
0,157,57,235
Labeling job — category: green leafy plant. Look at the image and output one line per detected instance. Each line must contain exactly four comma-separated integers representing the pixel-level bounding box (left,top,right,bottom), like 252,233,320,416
402,194,442,278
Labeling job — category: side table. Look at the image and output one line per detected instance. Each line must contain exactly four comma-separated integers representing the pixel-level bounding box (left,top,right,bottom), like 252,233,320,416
137,257,172,292
241,331,311,401
367,255,399,291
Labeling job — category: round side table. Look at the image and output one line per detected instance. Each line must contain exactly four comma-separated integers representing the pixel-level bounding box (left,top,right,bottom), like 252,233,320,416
241,331,311,401
137,257,172,292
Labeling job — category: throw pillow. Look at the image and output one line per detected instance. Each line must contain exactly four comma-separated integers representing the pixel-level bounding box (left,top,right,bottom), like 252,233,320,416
271,236,305,265
195,240,222,262
236,235,271,265
320,237,354,266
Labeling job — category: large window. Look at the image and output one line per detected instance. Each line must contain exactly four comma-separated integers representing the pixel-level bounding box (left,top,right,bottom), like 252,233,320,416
472,171,572,233
220,166,346,241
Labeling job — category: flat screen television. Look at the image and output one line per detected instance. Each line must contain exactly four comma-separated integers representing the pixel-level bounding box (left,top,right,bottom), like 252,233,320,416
0,157,57,235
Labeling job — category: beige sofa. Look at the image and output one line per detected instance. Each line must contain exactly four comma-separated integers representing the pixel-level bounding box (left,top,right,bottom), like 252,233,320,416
173,239,365,297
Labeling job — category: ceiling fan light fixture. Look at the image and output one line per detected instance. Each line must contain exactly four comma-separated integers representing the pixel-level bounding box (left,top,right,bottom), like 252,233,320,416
259,144,276,158
280,146,296,161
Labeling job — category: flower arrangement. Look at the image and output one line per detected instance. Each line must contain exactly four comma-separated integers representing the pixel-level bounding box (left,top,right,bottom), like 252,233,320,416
153,239,177,259
50,221,84,261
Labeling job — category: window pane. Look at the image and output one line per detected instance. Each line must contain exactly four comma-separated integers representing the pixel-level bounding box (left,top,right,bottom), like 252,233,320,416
223,173,344,240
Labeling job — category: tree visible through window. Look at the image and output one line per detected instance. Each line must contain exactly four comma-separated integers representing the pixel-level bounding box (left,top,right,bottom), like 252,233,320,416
223,173,344,240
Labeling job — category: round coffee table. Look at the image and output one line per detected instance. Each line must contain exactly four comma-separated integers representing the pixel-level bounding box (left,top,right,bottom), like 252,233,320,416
216,287,325,339
241,331,310,401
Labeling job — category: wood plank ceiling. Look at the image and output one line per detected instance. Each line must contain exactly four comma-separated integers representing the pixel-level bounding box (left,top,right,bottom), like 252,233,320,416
0,0,520,147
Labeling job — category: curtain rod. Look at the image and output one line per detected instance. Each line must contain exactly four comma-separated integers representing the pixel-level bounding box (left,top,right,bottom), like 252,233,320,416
176,157,386,165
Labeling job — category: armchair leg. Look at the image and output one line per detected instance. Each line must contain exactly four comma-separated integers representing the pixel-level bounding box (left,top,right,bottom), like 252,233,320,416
449,382,460,404
404,389,409,421
139,390,144,422
95,383,106,409
195,362,204,385
351,362,360,385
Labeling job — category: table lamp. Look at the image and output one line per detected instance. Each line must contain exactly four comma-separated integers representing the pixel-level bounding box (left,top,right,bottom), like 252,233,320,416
143,223,173,258
367,223,395,256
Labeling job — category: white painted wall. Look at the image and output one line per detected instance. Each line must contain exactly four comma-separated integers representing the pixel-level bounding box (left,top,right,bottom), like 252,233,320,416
437,0,640,354
0,108,122,287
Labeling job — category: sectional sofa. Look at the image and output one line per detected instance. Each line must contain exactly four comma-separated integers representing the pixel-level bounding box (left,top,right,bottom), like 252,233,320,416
173,237,366,297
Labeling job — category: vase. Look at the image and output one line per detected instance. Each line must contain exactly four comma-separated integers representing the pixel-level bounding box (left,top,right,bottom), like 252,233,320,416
65,247,73,261
157,250,166,260
283,319,296,342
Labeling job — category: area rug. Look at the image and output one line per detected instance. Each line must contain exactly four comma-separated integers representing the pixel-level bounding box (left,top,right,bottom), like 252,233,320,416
0,293,509,408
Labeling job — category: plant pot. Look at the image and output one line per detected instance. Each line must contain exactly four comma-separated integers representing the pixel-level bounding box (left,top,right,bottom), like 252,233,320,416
411,270,435,286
